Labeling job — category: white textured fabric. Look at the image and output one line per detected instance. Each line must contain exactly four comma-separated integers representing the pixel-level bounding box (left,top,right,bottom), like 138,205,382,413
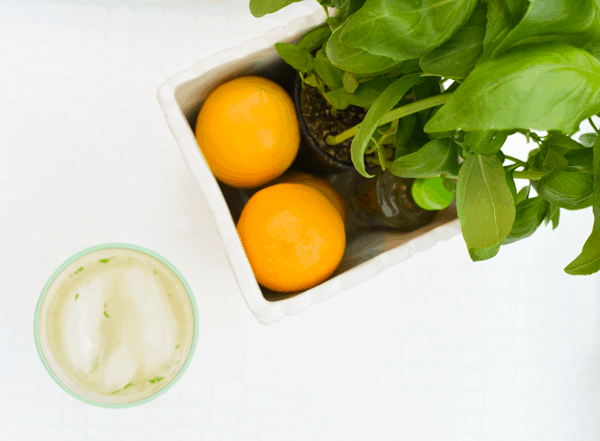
1,1,600,440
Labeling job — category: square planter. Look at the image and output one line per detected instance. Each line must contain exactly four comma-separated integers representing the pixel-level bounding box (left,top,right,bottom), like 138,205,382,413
158,10,461,325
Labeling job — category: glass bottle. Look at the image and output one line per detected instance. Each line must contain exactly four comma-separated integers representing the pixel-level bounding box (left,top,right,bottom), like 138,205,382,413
328,169,438,231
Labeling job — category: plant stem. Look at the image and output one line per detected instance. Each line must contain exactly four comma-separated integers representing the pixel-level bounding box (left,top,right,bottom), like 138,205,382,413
589,117,599,134
503,155,524,164
513,170,546,181
326,93,453,145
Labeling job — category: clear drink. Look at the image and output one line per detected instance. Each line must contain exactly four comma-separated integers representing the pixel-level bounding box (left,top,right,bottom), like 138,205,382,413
35,246,197,407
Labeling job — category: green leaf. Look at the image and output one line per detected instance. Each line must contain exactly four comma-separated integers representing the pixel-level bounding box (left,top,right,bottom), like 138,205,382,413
351,74,420,177
303,72,320,88
335,0,367,20
537,170,594,208
504,197,548,244
419,2,487,80
388,137,459,179
544,203,560,229
579,133,598,147
541,132,587,158
542,150,569,172
348,77,395,108
442,175,456,194
506,168,517,203
463,130,509,156
325,88,351,110
425,44,600,134
298,26,332,52
481,0,514,62
394,113,417,150
565,229,600,275
564,149,594,173
249,0,303,17
275,43,315,73
516,185,530,204
413,77,442,126
493,0,600,58
565,133,600,275
457,154,516,250
411,177,455,211
326,24,402,74
343,72,359,93
314,49,343,89
503,0,529,23
338,0,479,62
469,241,502,262
564,195,594,211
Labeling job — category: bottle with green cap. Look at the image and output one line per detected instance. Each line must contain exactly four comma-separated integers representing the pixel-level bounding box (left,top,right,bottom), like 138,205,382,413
328,169,455,231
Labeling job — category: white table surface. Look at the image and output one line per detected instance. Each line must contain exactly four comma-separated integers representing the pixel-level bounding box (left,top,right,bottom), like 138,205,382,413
1,1,600,440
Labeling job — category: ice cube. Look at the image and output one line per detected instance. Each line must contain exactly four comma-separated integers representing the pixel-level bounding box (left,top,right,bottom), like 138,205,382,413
60,273,113,377
101,340,137,392
119,262,177,376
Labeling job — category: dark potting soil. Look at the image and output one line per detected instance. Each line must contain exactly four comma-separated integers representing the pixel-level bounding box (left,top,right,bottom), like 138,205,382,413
300,85,378,166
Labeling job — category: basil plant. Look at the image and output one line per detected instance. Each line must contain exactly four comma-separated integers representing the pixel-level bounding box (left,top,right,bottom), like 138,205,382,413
250,0,600,276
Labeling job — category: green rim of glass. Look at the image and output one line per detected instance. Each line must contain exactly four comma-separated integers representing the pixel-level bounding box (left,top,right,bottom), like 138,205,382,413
33,243,199,408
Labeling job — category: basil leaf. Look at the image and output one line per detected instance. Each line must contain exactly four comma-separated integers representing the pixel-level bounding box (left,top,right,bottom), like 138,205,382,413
504,197,548,245
469,241,502,262
326,24,402,74
348,77,395,108
541,132,586,158
413,77,442,126
481,0,514,61
351,74,420,177
419,2,487,80
463,130,509,156
537,169,594,209
457,155,516,250
338,0,478,62
503,0,529,23
544,203,560,230
565,149,594,173
506,168,517,203
388,138,459,179
249,0,303,17
275,43,315,73
425,44,600,134
564,195,594,211
565,134,600,275
325,88,351,110
336,0,367,20
298,26,332,52
394,113,417,149
314,49,344,89
493,0,600,58
579,133,598,147
565,229,600,275
516,185,530,204
542,150,568,172
343,72,359,93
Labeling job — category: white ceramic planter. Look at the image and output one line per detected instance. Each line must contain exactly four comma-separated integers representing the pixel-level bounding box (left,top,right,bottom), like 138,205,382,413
157,10,461,324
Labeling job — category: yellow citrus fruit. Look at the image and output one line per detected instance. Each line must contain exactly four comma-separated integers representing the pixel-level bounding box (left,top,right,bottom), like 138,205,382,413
195,76,300,189
237,183,346,292
275,171,347,222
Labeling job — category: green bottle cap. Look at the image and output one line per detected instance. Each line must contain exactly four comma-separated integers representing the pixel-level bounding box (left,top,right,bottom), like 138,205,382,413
411,177,454,211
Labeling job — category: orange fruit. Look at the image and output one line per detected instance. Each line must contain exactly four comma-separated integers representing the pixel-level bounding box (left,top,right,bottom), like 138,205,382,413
237,183,346,292
275,171,347,222
195,76,300,189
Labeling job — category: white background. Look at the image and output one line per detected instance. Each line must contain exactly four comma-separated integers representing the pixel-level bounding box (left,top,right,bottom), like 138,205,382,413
1,1,600,440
